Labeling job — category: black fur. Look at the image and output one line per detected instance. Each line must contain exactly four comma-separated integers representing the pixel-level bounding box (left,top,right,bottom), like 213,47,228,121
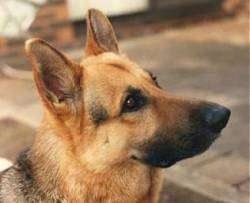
89,103,108,124
0,150,47,202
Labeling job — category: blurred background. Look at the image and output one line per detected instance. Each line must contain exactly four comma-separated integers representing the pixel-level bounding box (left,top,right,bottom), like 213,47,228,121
0,0,249,202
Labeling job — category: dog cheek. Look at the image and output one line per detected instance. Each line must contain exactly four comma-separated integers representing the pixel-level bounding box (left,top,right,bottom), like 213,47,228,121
132,110,160,143
80,124,130,171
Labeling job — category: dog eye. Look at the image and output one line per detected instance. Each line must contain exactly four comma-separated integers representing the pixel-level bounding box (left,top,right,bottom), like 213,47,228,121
122,92,147,113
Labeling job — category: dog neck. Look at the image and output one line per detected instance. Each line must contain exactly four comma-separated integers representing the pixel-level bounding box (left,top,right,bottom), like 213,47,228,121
26,119,160,202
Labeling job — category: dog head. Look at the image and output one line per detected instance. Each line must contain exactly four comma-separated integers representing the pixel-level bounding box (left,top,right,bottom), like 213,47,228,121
25,9,230,171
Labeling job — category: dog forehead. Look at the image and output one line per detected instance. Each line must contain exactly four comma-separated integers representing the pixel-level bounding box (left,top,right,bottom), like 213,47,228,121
83,64,130,97
81,52,130,67
81,53,151,85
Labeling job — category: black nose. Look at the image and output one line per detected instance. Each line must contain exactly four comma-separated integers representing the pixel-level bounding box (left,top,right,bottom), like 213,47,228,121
199,104,231,132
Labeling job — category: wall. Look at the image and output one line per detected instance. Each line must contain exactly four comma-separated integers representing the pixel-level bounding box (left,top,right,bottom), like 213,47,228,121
0,0,74,69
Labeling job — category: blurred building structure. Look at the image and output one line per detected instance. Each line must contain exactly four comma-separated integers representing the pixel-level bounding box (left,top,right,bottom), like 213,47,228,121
0,0,247,70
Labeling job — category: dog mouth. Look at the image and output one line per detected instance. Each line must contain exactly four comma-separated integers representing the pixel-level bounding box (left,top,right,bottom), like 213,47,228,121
131,130,221,168
132,155,177,168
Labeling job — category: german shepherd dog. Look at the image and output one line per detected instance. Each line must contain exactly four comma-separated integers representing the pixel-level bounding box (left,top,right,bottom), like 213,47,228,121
0,9,230,203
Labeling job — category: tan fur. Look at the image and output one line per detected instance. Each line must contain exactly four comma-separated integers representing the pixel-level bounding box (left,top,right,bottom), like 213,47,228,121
24,50,165,202
21,9,165,203
0,8,229,203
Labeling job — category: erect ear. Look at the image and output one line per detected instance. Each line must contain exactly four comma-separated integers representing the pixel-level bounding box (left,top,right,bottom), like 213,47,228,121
25,38,81,113
85,8,119,56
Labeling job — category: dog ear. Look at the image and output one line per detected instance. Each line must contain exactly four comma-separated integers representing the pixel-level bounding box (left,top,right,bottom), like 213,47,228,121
85,8,119,56
25,38,81,113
